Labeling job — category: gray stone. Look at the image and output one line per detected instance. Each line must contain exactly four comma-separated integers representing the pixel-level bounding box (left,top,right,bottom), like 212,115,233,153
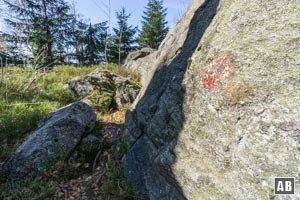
66,69,140,112
67,76,93,99
123,48,157,88
123,0,300,199
115,88,130,109
125,47,156,63
3,101,96,180
123,0,220,199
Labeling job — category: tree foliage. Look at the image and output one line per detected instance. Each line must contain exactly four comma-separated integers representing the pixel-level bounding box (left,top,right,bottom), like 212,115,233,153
2,0,73,68
1,0,165,67
73,21,108,65
138,0,169,49
108,8,137,64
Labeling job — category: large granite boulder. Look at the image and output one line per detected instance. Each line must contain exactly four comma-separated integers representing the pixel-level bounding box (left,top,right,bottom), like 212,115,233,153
123,48,157,87
3,101,96,180
123,0,300,199
67,69,140,113
125,47,156,64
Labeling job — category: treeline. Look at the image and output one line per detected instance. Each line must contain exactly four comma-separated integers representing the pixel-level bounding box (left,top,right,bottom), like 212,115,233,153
0,0,168,68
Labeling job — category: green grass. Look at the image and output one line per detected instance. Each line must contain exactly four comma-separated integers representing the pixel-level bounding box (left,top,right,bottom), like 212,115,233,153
0,64,115,160
0,102,57,158
0,177,55,200
98,139,138,200
100,162,137,200
0,64,139,199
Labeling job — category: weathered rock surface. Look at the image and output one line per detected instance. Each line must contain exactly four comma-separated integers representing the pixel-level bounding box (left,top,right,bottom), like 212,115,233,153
123,48,157,87
123,0,300,199
3,101,96,180
67,69,140,112
67,76,94,99
125,47,156,64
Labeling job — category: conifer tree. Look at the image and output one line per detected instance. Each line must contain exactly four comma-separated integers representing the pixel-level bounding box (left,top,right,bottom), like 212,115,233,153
85,22,108,65
71,16,108,65
109,8,137,64
2,0,73,68
73,18,88,65
138,0,169,49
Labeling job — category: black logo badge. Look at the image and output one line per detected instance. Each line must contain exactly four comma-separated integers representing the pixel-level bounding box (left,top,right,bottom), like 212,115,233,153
274,177,295,195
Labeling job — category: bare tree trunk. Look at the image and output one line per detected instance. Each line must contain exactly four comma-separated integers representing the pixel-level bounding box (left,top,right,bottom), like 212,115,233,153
118,17,124,67
5,58,8,109
0,57,3,87
118,29,123,67
42,0,53,64
104,0,111,63
104,37,109,63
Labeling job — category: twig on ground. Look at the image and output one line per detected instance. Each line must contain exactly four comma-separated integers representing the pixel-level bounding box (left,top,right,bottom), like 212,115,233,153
117,179,123,192
96,168,107,185
92,147,102,173
5,59,8,109
0,57,3,87
1,102,43,107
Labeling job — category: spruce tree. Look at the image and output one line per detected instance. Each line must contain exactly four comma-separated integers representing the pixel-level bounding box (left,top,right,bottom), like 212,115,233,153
85,22,108,65
73,18,88,65
2,0,73,68
93,21,109,63
109,8,137,64
72,20,108,65
138,0,169,49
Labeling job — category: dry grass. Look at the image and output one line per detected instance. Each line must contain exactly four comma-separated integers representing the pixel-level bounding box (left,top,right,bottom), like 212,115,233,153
222,77,253,105
97,104,132,125
103,65,141,83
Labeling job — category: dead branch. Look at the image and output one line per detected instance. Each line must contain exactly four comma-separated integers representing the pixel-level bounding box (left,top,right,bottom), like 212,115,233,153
92,147,103,172
2,102,43,107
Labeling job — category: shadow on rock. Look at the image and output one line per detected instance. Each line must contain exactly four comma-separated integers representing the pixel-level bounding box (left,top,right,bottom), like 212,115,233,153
123,0,220,199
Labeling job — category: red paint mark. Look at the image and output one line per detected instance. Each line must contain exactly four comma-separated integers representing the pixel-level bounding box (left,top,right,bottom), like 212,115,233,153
200,51,235,89
200,69,217,89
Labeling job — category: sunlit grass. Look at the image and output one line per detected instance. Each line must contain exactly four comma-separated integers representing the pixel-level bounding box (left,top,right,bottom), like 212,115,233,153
0,64,119,160
0,64,139,199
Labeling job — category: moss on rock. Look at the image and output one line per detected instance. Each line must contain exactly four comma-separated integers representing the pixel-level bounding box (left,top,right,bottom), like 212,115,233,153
67,69,141,114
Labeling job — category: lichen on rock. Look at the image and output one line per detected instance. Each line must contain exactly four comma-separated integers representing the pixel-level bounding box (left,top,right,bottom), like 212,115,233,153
3,101,96,181
67,69,140,113
123,0,300,199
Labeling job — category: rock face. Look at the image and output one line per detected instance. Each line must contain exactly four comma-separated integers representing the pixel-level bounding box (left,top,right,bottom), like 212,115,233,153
67,76,94,99
125,47,156,64
67,69,140,112
123,48,157,87
4,101,96,180
123,0,300,199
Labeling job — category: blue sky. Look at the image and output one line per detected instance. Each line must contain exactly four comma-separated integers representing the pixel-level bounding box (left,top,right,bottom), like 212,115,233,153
69,0,189,29
0,0,189,32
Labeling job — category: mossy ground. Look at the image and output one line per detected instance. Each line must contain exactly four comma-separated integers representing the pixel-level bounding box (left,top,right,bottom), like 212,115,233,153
0,65,139,199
